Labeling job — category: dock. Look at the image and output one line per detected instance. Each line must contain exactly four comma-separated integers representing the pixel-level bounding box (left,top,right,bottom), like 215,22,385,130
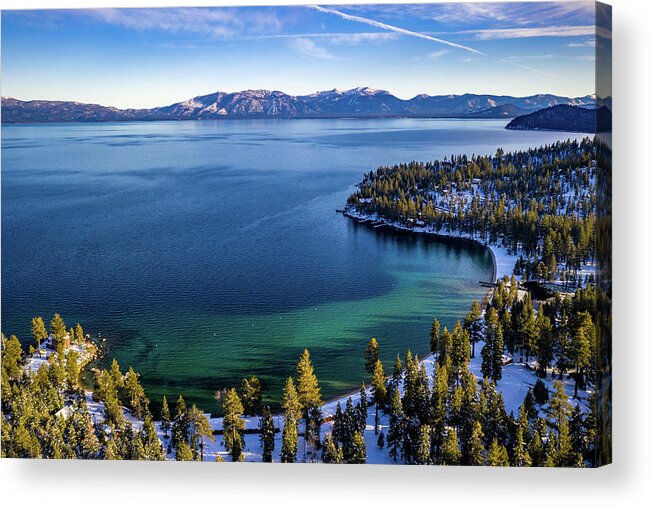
479,281,499,288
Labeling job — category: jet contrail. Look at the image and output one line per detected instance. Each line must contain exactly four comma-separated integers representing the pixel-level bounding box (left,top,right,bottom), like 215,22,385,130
310,5,485,55
499,58,559,78
310,5,557,78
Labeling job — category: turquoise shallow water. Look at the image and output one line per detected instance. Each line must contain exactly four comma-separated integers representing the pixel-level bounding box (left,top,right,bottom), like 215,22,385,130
1,118,581,410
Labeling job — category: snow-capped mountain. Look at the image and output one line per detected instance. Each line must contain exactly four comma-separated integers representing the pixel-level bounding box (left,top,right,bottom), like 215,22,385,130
1,88,598,123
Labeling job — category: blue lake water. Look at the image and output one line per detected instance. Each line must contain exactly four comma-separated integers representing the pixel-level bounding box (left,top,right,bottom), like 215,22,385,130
1,118,584,410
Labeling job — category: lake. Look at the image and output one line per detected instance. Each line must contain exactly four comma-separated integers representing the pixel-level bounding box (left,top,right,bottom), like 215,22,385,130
1,118,584,411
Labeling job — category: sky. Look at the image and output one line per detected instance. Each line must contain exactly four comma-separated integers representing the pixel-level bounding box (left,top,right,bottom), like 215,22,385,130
0,2,603,108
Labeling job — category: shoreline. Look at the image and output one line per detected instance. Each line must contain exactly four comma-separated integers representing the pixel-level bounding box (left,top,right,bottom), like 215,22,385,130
68,212,511,419
342,207,517,282
315,208,516,412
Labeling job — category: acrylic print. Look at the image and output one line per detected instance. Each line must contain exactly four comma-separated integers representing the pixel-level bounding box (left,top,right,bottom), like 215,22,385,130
0,2,612,466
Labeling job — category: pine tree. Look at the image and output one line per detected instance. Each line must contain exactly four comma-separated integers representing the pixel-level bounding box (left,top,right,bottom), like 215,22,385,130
168,395,190,452
450,320,471,384
175,440,194,461
468,421,485,466
543,431,558,466
347,431,366,464
49,313,67,351
390,354,402,395
523,389,536,419
160,395,171,438
415,424,431,465
281,377,300,463
142,413,166,460
75,323,85,344
129,431,147,460
370,360,387,434
364,338,380,375
402,350,419,417
557,415,573,467
570,318,591,396
481,307,503,382
517,295,536,362
569,405,586,466
1,334,24,381
321,433,343,464
282,377,301,420
79,411,101,459
240,376,262,415
513,405,532,467
359,382,368,428
464,301,482,358
441,428,461,465
430,363,448,454
281,413,298,463
332,402,344,445
222,388,245,462
65,349,80,390
487,439,510,466
105,437,122,460
31,316,47,350
549,380,572,428
492,323,504,382
429,318,440,357
259,406,275,463
295,349,322,449
187,404,214,461
124,367,147,419
535,312,554,377
387,388,404,462
437,327,452,367
109,359,124,389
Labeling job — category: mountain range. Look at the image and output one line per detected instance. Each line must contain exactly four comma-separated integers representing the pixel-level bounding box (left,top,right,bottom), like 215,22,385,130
1,87,596,123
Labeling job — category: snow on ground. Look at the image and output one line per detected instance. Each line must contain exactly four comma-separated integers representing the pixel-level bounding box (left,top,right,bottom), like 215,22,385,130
83,391,144,431
23,323,589,463
25,339,94,374
163,336,590,464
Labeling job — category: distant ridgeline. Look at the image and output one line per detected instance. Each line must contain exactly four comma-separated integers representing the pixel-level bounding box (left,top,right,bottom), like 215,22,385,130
1,89,596,122
347,138,596,285
506,104,606,133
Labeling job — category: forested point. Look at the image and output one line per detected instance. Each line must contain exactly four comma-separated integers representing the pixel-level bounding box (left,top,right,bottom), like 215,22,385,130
347,138,596,285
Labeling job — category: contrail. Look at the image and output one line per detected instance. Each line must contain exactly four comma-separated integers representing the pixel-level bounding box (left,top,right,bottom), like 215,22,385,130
310,5,485,55
310,5,557,78
499,58,558,78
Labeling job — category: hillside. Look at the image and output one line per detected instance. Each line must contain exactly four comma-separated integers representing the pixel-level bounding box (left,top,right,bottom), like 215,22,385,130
505,104,596,132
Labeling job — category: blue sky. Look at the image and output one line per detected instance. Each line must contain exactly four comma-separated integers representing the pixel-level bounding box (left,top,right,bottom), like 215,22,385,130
1,2,601,108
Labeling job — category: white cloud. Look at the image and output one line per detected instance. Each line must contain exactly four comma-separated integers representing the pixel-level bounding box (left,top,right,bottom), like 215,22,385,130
568,39,597,48
91,8,282,38
505,54,556,61
325,32,398,45
291,38,339,60
234,31,397,45
342,2,594,27
461,25,595,40
427,50,449,59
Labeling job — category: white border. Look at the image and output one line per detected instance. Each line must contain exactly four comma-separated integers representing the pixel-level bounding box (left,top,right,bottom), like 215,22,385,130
1,0,649,505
